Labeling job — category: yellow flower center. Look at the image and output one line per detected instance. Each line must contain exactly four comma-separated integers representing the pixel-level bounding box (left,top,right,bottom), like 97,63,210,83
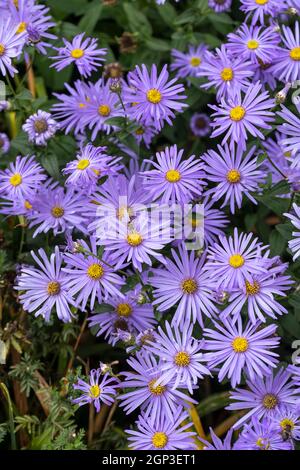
232,337,249,353
34,119,48,133
0,44,5,56
9,173,22,187
98,104,111,116
247,39,259,50
135,127,144,135
116,303,132,317
47,281,61,296
71,48,84,59
16,22,26,34
127,232,143,246
152,432,168,449
284,151,292,158
245,280,260,295
79,103,86,109
77,159,90,170
221,67,234,81
256,438,270,450
255,0,268,4
51,206,65,218
226,169,241,183
190,57,201,67
165,169,181,183
87,263,104,280
290,47,300,61
280,418,294,430
181,278,198,294
229,254,244,268
263,393,278,409
148,379,166,395
174,351,191,367
24,200,32,210
89,385,101,398
230,106,246,121
147,88,162,104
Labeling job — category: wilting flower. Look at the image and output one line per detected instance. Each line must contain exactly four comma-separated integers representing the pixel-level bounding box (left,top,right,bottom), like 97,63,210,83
0,132,10,153
22,110,59,146
270,22,300,83
190,112,211,137
0,18,26,76
285,203,300,260
200,428,234,450
73,370,118,412
126,408,197,450
51,33,107,77
277,106,300,156
203,144,263,214
171,44,207,80
240,0,282,25
203,319,280,387
15,247,75,323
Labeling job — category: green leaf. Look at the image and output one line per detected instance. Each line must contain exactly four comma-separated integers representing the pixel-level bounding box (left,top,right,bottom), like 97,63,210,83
123,3,152,37
78,5,103,35
197,392,230,416
144,37,170,52
269,230,286,256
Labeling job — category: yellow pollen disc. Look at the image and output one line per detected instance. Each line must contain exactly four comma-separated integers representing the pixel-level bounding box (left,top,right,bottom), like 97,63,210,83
77,159,90,170
152,432,168,449
16,22,26,34
98,104,111,116
34,119,48,133
290,47,300,61
256,437,269,450
79,103,86,109
263,393,278,409
93,169,100,176
280,418,294,430
232,337,249,353
89,385,101,398
247,39,259,50
135,127,144,135
116,303,132,317
181,278,198,294
0,44,5,56
229,254,244,268
87,263,104,280
9,173,22,187
24,200,32,210
255,0,268,4
230,106,246,122
147,88,162,104
221,67,234,81
284,151,292,158
47,281,61,295
174,351,191,367
51,206,65,218
165,169,181,183
71,48,84,59
127,232,143,246
148,379,166,395
226,169,241,183
245,280,260,295
190,57,201,67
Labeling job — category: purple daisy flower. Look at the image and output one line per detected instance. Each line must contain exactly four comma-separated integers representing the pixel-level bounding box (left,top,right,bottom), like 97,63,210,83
285,203,300,260
234,416,293,451
227,368,300,429
205,228,267,290
0,132,10,153
198,45,254,101
126,407,197,450
150,244,219,328
208,0,232,13
270,22,300,83
0,155,46,202
171,44,208,80
145,321,210,394
202,196,229,246
133,124,157,148
15,246,75,323
210,82,275,150
277,106,300,156
190,112,211,137
252,60,277,91
22,110,59,146
51,33,106,78
73,370,118,413
62,237,125,311
226,24,280,65
200,428,234,450
140,145,206,204
88,286,156,345
272,405,300,441
123,64,187,131
27,185,88,238
119,352,196,424
203,144,263,214
0,17,26,76
240,0,282,25
203,319,280,387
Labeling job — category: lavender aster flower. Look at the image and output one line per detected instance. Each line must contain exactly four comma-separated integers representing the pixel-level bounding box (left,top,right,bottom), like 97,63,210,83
124,64,187,131
203,319,280,387
126,408,197,450
171,44,208,80
270,22,300,83
0,18,26,76
15,247,75,322
51,33,106,78
140,145,206,204
240,0,282,25
272,405,300,441
227,368,300,428
234,416,293,450
22,110,59,146
0,132,10,153
208,0,232,13
203,144,263,214
150,244,219,328
277,106,300,156
200,428,234,450
210,82,275,150
284,203,300,260
73,370,118,412
190,112,211,137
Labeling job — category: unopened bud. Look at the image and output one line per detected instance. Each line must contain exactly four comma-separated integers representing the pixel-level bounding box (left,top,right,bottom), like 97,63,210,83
275,83,292,104
109,78,122,94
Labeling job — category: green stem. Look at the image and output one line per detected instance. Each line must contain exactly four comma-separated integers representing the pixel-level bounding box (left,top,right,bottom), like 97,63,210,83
5,75,16,97
265,153,287,180
0,382,17,450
